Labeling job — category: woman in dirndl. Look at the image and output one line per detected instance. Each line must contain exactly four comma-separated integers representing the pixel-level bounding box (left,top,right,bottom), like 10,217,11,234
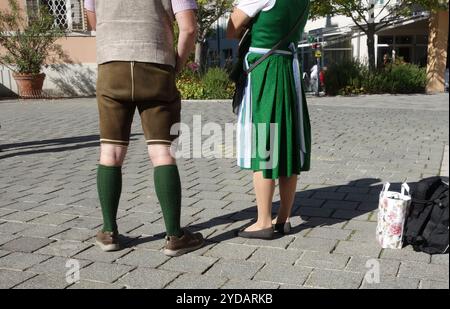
227,0,311,239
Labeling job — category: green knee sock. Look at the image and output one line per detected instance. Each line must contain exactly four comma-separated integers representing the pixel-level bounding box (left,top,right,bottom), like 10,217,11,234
154,165,183,237
97,164,122,233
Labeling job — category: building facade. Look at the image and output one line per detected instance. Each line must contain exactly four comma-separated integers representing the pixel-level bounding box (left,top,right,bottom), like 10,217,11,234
0,0,448,97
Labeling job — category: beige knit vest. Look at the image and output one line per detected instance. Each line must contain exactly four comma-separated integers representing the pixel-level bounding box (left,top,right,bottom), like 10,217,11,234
95,0,175,66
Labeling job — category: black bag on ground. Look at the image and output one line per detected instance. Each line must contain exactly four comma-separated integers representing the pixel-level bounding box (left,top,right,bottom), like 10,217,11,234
403,176,449,254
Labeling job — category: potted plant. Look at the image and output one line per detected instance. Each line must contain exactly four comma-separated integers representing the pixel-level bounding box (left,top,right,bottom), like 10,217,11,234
0,0,65,98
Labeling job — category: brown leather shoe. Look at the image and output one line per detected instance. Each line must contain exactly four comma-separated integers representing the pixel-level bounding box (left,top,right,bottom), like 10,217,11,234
163,229,204,257
96,231,120,252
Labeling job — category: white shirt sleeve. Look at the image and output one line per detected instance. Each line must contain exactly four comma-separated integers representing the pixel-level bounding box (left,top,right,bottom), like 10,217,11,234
235,0,276,18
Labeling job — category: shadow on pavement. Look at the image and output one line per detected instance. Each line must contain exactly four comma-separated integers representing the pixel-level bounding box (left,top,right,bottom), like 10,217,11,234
0,134,142,159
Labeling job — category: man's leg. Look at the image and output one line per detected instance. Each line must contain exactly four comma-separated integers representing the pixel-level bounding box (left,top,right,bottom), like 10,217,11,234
95,62,135,251
97,144,127,233
148,144,182,237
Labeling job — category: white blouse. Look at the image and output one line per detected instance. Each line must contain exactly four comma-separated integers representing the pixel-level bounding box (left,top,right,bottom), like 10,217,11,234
235,0,276,18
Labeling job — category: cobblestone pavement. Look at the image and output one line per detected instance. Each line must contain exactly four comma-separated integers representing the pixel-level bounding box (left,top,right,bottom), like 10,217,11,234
0,94,448,289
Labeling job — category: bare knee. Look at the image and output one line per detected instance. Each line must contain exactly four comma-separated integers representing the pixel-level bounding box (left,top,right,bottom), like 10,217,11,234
100,144,127,166
148,145,176,167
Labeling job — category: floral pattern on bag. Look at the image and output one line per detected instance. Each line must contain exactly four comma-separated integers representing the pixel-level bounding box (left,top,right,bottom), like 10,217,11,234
376,183,411,249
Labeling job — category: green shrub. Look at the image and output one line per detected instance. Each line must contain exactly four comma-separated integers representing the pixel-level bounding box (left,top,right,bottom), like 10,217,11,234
324,60,426,96
176,66,235,100
324,60,365,96
202,67,234,99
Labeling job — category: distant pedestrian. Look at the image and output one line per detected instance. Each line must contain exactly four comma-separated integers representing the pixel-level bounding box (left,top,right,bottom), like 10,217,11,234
310,63,318,93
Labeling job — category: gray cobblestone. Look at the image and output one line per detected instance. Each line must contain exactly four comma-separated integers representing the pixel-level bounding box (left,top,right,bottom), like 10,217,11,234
14,274,70,289
361,276,420,289
0,252,50,270
334,240,381,258
248,247,302,265
1,237,53,253
166,273,227,289
37,240,92,257
420,280,449,289
296,251,349,270
0,270,36,289
305,269,364,289
67,280,124,289
205,243,257,260
253,263,312,285
398,261,449,282
0,95,448,289
115,249,169,268
80,262,134,283
205,259,264,280
221,279,279,289
118,268,179,289
159,254,218,274
288,236,338,253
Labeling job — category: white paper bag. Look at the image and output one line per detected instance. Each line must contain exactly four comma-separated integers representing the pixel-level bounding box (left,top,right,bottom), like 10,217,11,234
376,182,412,249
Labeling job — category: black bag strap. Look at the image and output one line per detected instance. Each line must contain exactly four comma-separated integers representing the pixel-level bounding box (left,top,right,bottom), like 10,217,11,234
245,6,309,75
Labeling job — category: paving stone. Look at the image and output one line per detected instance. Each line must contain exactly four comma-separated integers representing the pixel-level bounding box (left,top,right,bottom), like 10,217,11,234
361,276,420,289
305,269,364,289
334,241,381,258
0,222,31,234
36,240,92,258
0,252,51,271
73,246,132,263
30,213,77,226
159,254,218,274
380,246,431,263
253,263,312,285
118,268,179,289
192,199,230,209
1,237,54,253
420,280,449,289
204,243,257,260
59,216,103,230
221,279,279,289
205,259,264,280
0,269,36,289
115,249,169,268
0,234,20,246
307,227,352,241
29,256,92,277
20,225,68,239
14,274,70,289
67,280,124,289
345,257,401,277
288,236,338,253
248,247,303,265
50,228,94,242
166,273,227,289
398,261,449,282
431,254,449,266
80,262,134,283
322,201,359,210
296,251,349,270
0,211,47,223
296,207,334,218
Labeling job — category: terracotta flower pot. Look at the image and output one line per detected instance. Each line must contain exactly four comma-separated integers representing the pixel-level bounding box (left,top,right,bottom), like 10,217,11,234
12,72,46,98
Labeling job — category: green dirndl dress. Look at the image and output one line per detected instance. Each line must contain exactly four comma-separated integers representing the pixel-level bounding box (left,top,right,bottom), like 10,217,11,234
236,0,312,180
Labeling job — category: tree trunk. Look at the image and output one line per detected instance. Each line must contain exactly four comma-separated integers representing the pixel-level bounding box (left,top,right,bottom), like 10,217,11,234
366,24,376,71
195,41,208,73
194,42,202,65
426,10,449,93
